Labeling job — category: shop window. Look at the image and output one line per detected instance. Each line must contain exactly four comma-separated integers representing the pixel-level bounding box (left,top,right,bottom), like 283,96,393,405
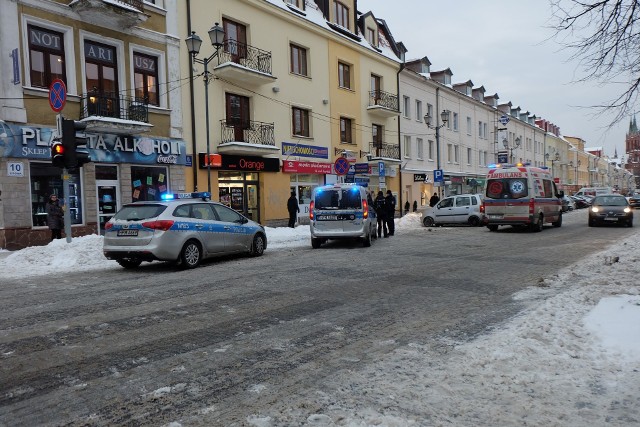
131,166,168,201
30,163,83,226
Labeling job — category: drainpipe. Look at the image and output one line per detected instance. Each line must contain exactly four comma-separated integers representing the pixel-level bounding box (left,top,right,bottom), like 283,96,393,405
397,61,404,217
186,0,198,191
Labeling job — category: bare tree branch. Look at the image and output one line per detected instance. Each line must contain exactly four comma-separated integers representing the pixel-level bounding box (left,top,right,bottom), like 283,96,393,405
550,0,640,127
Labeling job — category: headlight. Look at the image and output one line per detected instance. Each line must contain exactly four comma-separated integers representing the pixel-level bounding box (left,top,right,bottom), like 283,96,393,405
591,206,600,213
624,207,631,213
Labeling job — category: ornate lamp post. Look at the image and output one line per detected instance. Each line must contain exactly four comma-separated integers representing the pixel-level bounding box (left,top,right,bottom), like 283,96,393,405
185,23,225,193
424,110,450,197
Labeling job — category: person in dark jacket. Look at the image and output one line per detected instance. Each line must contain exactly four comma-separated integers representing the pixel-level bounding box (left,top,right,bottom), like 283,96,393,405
385,190,396,236
374,190,388,238
429,192,440,207
287,191,299,228
46,194,64,240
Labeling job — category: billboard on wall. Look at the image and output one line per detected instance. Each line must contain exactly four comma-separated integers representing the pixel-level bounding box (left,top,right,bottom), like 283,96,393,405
0,122,187,165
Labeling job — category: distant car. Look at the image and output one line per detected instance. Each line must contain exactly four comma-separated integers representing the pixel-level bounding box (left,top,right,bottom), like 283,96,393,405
561,195,575,212
588,194,633,227
570,195,591,209
103,192,267,269
629,193,640,209
421,194,485,227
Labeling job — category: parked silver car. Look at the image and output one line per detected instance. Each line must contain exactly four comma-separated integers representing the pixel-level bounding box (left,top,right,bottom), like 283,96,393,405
421,194,485,227
103,192,267,269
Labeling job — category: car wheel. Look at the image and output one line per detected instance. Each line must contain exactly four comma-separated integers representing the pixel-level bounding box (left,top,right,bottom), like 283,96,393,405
423,216,435,227
487,224,499,231
530,214,543,232
552,212,562,227
363,229,372,247
468,216,480,227
116,258,142,269
180,240,202,269
250,234,265,256
311,238,322,249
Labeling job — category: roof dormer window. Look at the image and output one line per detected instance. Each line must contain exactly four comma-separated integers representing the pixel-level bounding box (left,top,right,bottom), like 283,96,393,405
366,27,376,46
334,1,349,29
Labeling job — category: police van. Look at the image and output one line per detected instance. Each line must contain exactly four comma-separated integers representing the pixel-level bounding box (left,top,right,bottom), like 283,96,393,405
309,183,376,248
484,164,564,232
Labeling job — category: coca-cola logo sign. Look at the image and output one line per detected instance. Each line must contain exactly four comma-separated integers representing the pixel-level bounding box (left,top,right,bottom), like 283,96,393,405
157,154,178,164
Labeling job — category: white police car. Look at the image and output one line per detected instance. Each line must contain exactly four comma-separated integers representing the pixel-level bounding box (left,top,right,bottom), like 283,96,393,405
103,192,266,269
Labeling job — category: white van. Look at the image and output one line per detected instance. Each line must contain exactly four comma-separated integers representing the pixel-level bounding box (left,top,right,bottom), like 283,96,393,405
309,183,376,248
574,187,613,197
484,164,564,232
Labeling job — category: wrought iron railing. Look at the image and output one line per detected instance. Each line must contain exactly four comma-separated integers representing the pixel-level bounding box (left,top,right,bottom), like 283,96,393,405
218,40,273,75
111,0,144,10
80,91,149,122
221,119,275,146
369,141,400,159
369,90,399,111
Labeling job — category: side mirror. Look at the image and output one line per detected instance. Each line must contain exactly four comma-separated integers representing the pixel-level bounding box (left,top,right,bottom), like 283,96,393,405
558,190,565,198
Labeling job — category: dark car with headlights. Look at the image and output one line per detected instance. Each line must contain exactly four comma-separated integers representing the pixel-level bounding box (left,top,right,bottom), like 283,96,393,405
103,192,267,269
588,194,633,227
629,192,640,208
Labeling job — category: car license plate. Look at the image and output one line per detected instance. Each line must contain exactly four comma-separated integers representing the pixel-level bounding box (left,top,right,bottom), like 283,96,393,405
117,229,139,236
317,215,338,221
604,217,617,221
489,214,503,219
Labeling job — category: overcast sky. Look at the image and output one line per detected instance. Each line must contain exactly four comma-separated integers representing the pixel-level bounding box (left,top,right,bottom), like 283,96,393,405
362,0,633,159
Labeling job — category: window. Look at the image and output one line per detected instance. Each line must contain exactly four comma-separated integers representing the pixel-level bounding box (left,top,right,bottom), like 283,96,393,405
28,25,66,89
427,103,433,120
30,163,83,226
428,140,434,160
334,1,350,28
133,52,159,106
454,145,459,163
415,100,422,121
340,117,353,143
478,121,483,138
417,138,424,160
223,18,247,60
226,93,251,141
372,124,383,148
483,123,488,140
85,40,119,117
290,43,308,76
131,166,168,201
453,112,459,131
338,62,351,89
366,27,376,46
467,147,472,165
466,117,472,135
371,74,381,102
403,96,410,118
285,0,303,8
292,107,310,137
404,135,412,158
447,143,453,163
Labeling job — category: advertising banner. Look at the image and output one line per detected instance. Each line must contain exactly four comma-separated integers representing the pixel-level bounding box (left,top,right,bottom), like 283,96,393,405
282,160,332,174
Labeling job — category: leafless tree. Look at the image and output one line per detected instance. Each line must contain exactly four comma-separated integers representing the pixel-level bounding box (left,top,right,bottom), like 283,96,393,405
550,0,640,126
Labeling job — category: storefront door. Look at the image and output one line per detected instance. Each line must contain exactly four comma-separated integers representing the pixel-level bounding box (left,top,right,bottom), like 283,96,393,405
96,180,119,235
219,172,260,222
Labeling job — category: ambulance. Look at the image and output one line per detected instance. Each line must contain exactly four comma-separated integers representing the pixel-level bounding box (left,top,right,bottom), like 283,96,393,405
484,163,564,232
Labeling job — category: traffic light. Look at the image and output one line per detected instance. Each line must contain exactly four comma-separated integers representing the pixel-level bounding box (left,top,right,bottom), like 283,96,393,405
51,138,65,168
61,118,91,172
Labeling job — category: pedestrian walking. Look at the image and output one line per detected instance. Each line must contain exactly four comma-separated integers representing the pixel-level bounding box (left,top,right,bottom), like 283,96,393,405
287,191,299,228
429,192,440,207
385,190,396,236
374,190,388,238
46,194,64,241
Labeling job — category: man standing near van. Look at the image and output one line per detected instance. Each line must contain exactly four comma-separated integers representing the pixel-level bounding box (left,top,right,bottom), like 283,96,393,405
374,191,388,238
287,191,299,228
429,192,440,207
385,190,396,236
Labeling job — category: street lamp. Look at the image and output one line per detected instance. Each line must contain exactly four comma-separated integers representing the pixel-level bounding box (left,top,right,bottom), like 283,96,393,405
569,159,580,186
545,151,560,177
424,110,450,197
185,23,225,193
503,136,521,163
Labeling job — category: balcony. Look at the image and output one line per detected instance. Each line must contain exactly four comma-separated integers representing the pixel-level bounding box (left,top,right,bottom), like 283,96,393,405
369,141,400,161
79,92,153,135
69,0,148,29
213,40,277,87
218,119,279,156
367,91,400,118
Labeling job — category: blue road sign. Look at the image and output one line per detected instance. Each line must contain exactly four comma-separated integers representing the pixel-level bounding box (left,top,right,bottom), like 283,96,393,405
334,157,350,175
378,161,385,177
434,169,444,183
49,79,67,112
499,114,510,126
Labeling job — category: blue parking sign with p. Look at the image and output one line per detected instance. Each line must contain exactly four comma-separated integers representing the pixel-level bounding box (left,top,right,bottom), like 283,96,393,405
434,169,443,182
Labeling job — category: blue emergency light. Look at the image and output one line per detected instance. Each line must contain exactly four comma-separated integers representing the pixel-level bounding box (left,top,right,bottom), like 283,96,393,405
161,192,211,201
